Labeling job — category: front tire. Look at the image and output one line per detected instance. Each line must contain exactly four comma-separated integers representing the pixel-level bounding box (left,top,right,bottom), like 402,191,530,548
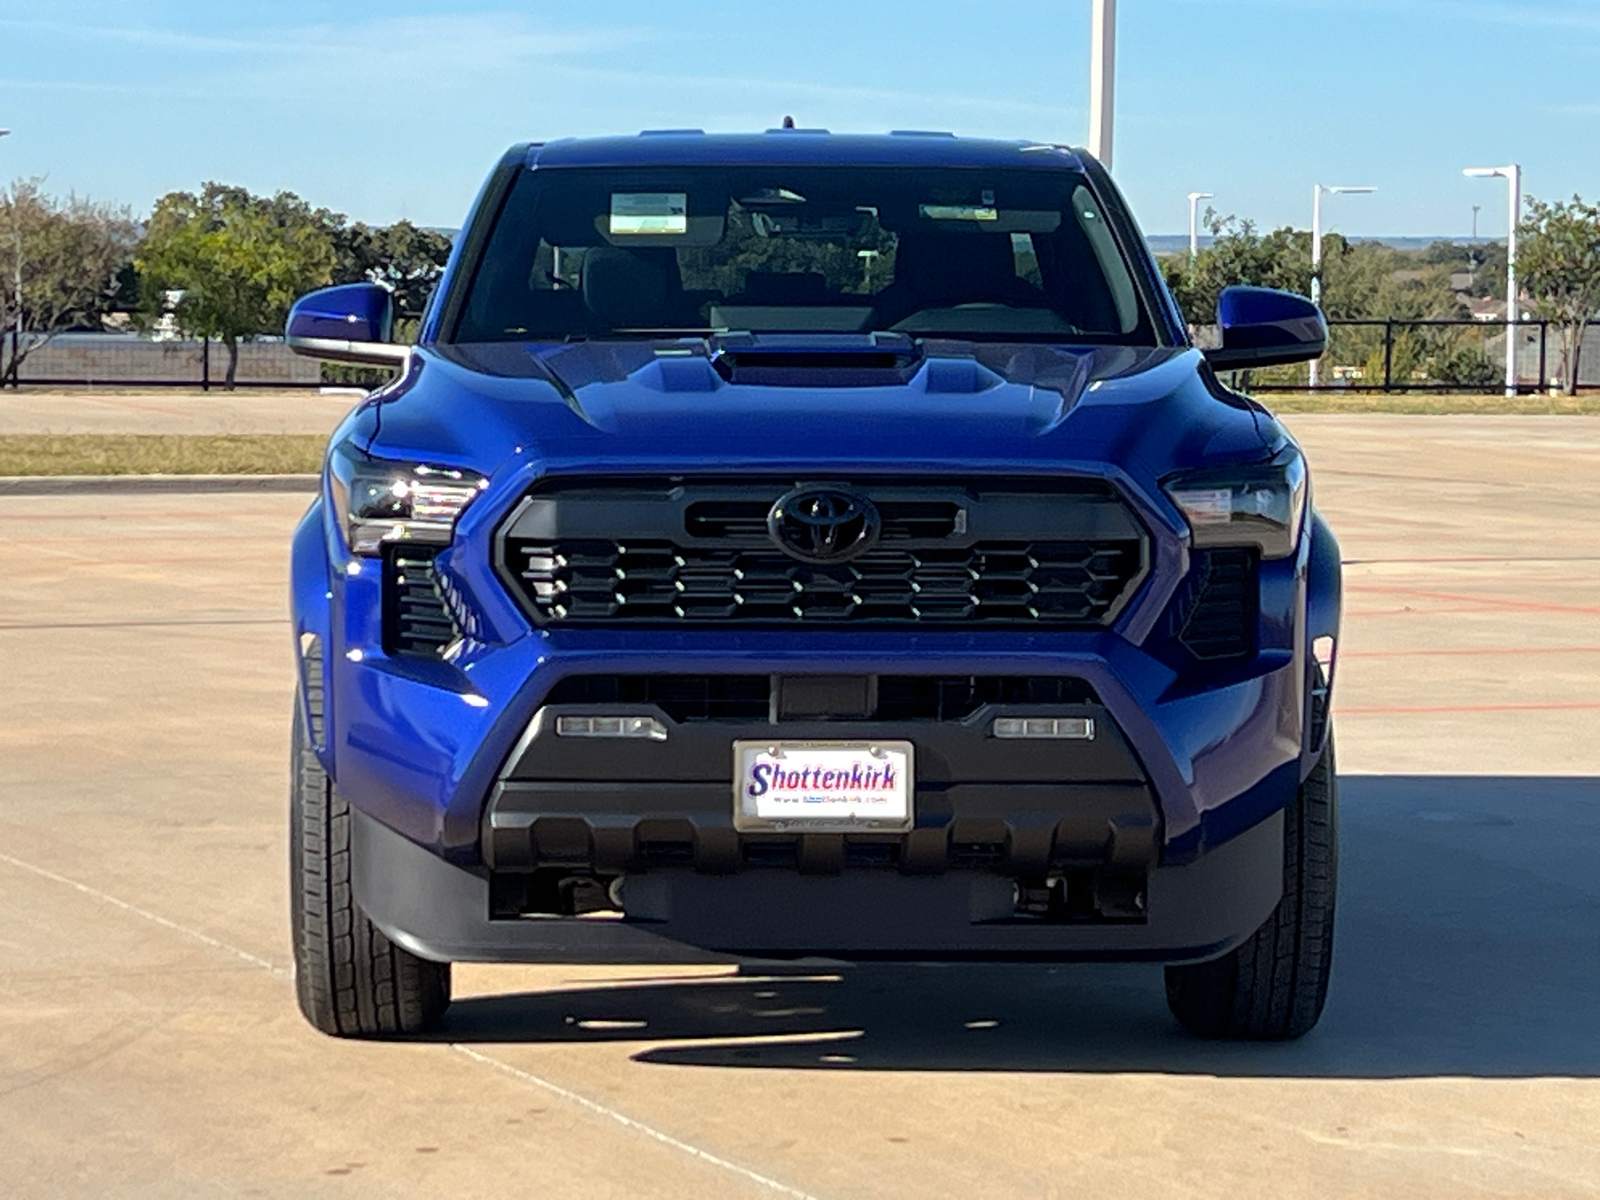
1164,737,1338,1040
290,695,450,1037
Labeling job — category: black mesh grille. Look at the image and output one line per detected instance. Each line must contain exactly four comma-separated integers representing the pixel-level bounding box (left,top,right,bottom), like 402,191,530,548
512,541,1142,626
499,478,1148,629
385,549,459,658
542,674,1099,724
1173,549,1257,660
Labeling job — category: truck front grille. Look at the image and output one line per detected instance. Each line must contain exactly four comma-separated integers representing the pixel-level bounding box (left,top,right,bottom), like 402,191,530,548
514,540,1142,625
498,477,1148,628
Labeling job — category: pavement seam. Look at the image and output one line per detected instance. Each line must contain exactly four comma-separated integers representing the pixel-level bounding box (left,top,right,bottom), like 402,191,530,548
452,1045,824,1200
0,847,826,1200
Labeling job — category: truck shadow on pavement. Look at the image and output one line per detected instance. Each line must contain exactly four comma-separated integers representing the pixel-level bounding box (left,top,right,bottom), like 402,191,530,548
435,776,1600,1078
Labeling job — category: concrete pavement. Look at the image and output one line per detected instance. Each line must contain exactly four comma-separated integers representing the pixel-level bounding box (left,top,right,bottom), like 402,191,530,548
1,416,1597,1198
0,389,365,436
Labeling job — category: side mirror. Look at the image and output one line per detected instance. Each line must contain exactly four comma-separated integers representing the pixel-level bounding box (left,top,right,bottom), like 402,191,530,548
1204,286,1327,370
286,283,409,365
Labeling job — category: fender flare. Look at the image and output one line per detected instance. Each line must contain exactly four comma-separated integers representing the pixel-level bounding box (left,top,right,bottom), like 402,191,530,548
290,497,336,774
1306,510,1341,643
1304,510,1341,758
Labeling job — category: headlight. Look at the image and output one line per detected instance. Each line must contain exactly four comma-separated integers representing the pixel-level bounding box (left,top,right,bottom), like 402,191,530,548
1163,447,1308,560
327,444,487,556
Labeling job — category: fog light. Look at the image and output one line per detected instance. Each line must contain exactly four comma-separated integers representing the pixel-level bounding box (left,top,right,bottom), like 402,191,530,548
992,717,1095,740
555,715,668,741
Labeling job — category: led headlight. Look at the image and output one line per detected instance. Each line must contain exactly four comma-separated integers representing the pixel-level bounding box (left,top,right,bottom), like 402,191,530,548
327,444,487,556
1164,446,1308,560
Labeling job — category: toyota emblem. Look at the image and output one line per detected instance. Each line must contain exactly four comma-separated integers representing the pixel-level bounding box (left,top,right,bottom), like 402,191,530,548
767,487,880,564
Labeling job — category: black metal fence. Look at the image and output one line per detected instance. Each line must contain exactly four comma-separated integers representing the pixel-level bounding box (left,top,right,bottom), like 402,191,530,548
1,333,330,390
1259,318,1598,393
2,321,1594,393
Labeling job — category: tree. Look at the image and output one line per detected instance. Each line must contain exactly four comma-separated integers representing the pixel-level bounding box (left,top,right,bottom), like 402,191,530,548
331,220,453,321
1519,195,1600,395
1161,211,1308,330
0,178,139,382
136,184,335,388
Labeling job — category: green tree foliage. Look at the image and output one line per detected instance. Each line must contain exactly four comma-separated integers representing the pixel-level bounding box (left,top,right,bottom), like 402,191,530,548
1518,195,1600,395
1162,210,1491,388
0,178,139,379
331,220,453,319
136,183,336,388
1161,212,1307,328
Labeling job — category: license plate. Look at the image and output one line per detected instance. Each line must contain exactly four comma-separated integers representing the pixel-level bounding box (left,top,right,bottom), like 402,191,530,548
733,740,914,833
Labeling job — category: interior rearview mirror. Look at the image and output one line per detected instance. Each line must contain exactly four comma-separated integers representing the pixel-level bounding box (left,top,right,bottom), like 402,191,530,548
286,283,409,366
1203,286,1328,371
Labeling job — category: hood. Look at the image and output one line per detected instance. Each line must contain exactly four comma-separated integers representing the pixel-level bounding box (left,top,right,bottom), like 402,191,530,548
350,338,1274,486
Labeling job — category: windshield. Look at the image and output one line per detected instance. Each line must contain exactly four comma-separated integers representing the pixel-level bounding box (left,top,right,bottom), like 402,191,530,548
451,165,1153,344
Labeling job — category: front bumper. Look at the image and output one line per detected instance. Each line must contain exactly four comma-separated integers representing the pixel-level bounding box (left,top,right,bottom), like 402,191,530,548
353,804,1283,964
291,489,1334,965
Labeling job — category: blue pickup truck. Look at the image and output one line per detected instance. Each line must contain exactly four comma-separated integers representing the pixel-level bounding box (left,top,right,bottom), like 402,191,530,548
285,130,1341,1041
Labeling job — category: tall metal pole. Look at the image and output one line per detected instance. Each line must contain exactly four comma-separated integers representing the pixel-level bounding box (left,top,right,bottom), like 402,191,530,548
1308,183,1376,389
1089,0,1117,168
0,131,10,388
1465,165,1522,397
1505,164,1521,397
1187,191,1214,260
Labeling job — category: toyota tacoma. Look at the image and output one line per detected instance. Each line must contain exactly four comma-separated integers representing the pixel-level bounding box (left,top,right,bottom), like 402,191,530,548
285,130,1341,1041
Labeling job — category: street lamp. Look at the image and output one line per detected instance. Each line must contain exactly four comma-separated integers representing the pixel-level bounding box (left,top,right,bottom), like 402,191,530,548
0,130,12,390
1088,0,1116,168
1187,192,1214,260
1464,165,1523,397
1309,183,1376,388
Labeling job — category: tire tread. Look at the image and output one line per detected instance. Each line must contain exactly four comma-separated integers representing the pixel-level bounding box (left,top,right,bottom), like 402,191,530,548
290,692,450,1037
1165,738,1337,1040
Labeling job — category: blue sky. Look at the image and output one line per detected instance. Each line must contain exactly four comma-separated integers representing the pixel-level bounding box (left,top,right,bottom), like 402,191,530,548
1,0,1596,236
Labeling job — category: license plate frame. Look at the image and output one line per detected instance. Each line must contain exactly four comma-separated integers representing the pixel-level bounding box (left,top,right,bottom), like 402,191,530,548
733,739,915,834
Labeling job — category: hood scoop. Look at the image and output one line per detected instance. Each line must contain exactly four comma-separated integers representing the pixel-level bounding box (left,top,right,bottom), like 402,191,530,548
710,333,922,387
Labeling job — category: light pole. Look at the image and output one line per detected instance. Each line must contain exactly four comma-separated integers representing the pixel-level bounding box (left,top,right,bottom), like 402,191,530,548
1187,192,1214,260
0,130,12,390
1088,0,1116,168
1309,183,1376,388
1464,165,1522,397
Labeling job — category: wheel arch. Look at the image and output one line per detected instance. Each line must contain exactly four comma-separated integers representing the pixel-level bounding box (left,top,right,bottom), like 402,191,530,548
291,496,335,773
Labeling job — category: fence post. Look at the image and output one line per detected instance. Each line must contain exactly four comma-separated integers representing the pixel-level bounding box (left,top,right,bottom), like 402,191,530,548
1537,322,1547,393
201,336,210,392
1383,319,1394,392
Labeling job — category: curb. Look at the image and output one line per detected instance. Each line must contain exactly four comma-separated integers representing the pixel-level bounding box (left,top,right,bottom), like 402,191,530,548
0,474,319,495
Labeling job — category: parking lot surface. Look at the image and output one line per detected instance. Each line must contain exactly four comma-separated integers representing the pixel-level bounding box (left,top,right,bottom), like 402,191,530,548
0,389,364,436
2,415,1597,1198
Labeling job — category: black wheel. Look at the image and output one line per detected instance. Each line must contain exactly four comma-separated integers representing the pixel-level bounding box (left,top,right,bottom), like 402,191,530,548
1165,736,1338,1040
290,692,450,1037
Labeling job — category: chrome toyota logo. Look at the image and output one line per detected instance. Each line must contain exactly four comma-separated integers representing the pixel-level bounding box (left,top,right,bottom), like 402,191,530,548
768,487,880,564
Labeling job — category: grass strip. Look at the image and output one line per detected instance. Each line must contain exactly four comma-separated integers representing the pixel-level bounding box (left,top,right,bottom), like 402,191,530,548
1252,392,1600,415
0,434,326,476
